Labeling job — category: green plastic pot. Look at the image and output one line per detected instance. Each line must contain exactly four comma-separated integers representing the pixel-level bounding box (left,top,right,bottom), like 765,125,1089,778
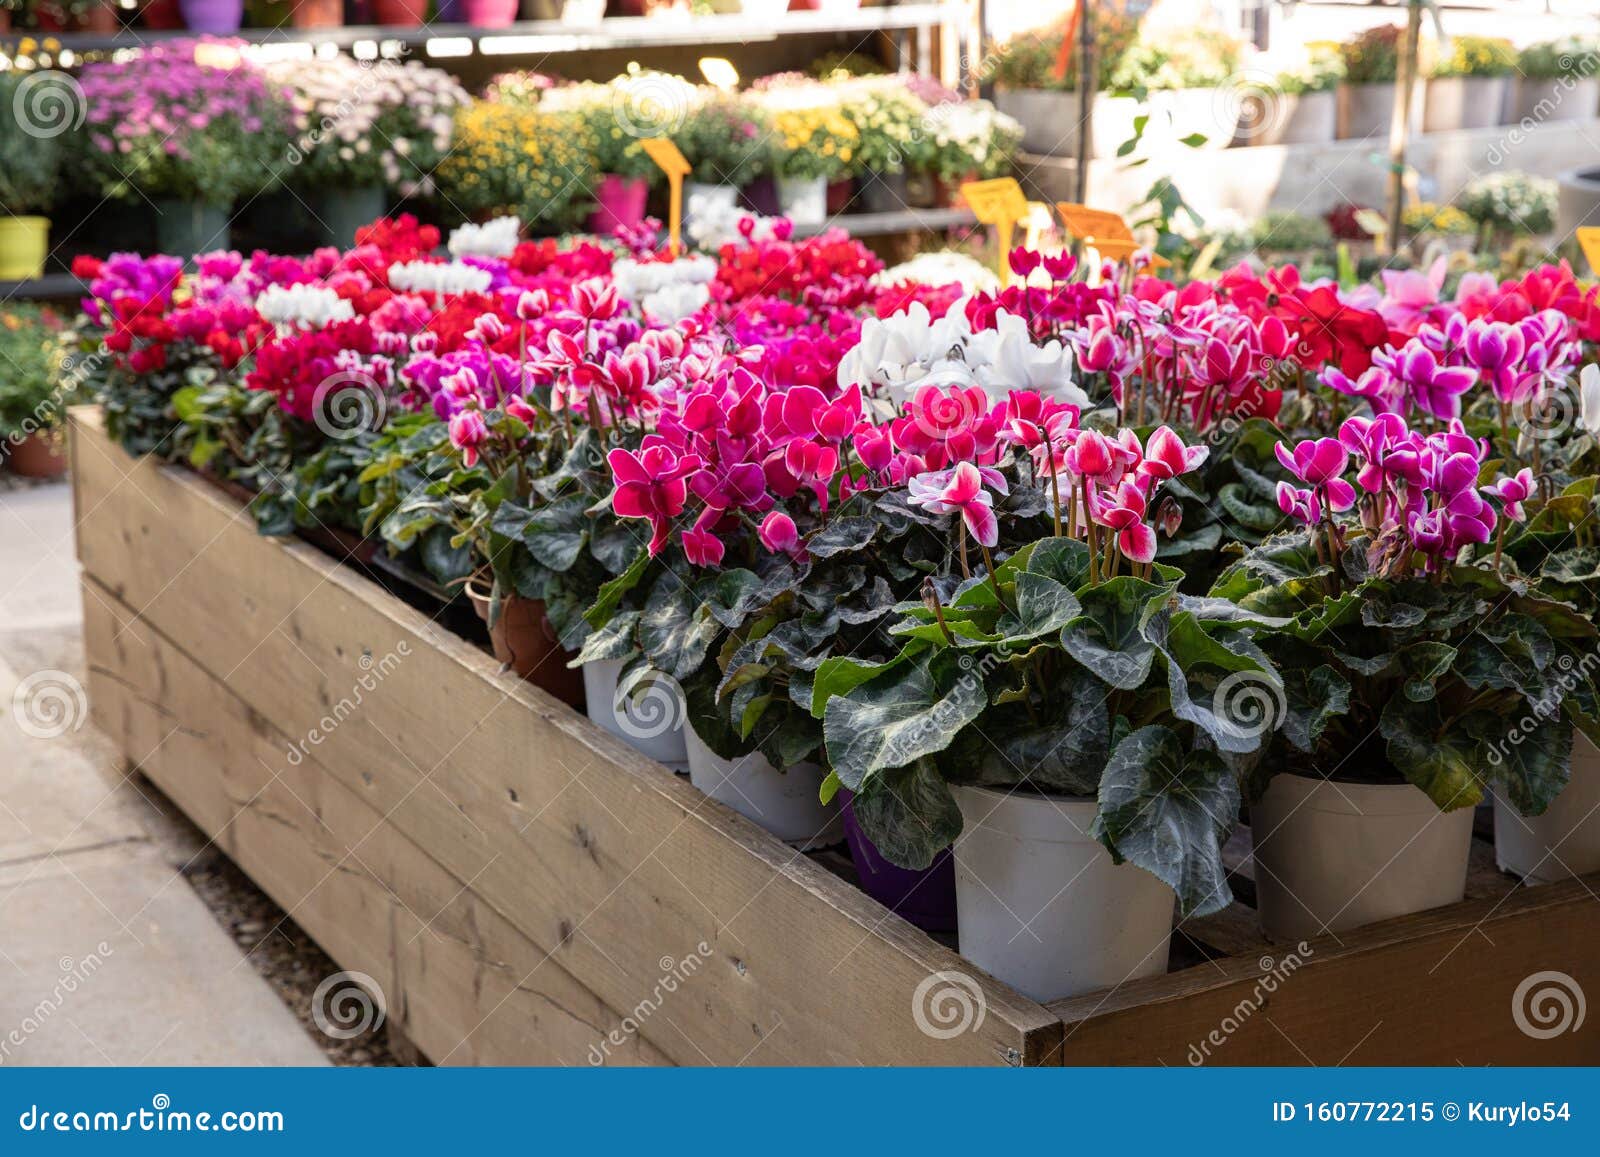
154,201,231,259
315,185,388,249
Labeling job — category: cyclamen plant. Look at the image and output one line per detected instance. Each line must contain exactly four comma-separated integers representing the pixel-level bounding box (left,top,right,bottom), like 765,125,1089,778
1215,413,1595,818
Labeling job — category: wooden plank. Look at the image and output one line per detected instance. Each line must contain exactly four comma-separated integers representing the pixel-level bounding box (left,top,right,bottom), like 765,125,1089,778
70,408,1059,1066
1047,879,1600,1065
82,580,670,1067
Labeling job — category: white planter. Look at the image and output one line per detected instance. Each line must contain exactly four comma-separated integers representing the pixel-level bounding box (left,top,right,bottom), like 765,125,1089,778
683,727,840,848
1251,773,1473,941
1338,81,1422,140
1558,165,1600,241
995,89,1080,157
776,175,828,227
1237,88,1336,147
1149,87,1237,151
1511,75,1600,125
951,785,1173,1002
1423,75,1508,133
582,658,688,771
1494,732,1600,883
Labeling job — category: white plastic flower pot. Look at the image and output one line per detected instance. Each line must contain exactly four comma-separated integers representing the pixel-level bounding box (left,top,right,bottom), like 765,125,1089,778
1251,773,1473,941
1494,732,1600,883
1423,75,1507,133
950,785,1174,1003
581,658,688,771
685,182,738,211
683,727,841,848
776,175,828,227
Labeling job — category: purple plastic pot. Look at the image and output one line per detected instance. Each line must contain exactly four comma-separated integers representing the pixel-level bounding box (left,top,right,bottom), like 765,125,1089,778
435,0,461,18
178,0,243,32
839,788,957,932
742,177,781,218
587,174,649,239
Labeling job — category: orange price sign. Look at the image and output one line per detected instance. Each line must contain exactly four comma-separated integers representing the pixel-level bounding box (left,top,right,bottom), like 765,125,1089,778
1055,202,1168,268
642,138,692,257
961,177,1029,282
1578,227,1600,278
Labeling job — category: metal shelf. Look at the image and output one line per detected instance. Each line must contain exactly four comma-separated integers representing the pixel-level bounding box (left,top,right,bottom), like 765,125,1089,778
0,207,972,299
1,3,958,58
789,205,974,239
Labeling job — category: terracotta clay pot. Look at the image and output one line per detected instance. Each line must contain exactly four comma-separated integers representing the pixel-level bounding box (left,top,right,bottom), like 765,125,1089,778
6,431,68,479
292,0,341,26
466,582,585,708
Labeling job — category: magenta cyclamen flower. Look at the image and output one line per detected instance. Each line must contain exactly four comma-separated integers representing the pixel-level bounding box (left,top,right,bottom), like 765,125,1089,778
758,511,800,555
1274,437,1355,512
1337,413,1420,494
1462,320,1529,405
1371,341,1478,420
608,440,702,555
1275,483,1321,526
1482,467,1536,522
907,462,1002,548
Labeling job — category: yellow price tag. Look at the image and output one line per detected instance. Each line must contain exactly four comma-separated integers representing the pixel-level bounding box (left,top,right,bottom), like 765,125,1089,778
1055,203,1141,263
1578,227,1600,278
641,138,692,257
961,178,1029,283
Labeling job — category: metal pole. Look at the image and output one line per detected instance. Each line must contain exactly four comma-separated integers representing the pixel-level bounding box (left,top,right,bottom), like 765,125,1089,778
1073,0,1096,205
1386,1,1424,248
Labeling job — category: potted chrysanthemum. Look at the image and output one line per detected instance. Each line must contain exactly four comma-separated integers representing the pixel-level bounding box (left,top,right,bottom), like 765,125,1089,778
76,40,293,257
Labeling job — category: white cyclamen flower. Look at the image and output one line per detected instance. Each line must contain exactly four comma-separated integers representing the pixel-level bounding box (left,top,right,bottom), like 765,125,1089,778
255,283,354,329
1581,363,1600,438
447,216,522,259
387,260,494,297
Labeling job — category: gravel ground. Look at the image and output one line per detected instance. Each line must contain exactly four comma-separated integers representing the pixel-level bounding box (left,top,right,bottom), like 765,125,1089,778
179,843,403,1067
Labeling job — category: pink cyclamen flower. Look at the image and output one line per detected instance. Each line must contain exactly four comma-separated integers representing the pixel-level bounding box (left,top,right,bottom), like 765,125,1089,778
758,510,800,554
447,409,488,468
1092,480,1157,563
1482,467,1535,522
906,462,1000,548
1139,426,1209,482
608,441,702,555
504,397,538,428
1275,437,1355,512
1276,482,1321,526
682,525,725,568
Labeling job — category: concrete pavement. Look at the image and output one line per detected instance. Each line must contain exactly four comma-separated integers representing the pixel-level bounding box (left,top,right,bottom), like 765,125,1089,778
0,482,327,1066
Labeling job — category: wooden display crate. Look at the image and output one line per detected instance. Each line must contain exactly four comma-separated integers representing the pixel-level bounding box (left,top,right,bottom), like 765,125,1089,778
70,408,1600,1066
